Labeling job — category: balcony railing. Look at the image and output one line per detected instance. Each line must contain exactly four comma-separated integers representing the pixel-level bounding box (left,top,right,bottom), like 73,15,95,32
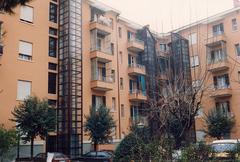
127,38,145,52
206,33,226,46
128,64,146,75
129,116,148,126
92,75,114,83
91,15,113,28
91,75,114,91
90,45,113,55
211,86,232,98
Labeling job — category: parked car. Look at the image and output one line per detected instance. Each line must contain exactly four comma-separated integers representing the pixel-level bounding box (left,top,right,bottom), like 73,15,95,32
34,152,70,162
78,151,113,162
209,139,240,160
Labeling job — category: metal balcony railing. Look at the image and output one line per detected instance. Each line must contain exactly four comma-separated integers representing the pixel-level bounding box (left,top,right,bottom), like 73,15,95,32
91,15,113,28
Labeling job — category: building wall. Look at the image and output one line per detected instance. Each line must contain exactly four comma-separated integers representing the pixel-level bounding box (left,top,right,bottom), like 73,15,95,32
178,9,240,141
0,0,58,157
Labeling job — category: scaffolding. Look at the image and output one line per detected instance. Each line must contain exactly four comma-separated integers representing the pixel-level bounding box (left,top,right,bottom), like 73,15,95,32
57,0,83,158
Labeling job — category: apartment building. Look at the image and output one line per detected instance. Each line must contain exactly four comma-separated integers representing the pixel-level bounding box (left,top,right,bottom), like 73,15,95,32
174,6,240,142
0,0,58,156
3,0,234,158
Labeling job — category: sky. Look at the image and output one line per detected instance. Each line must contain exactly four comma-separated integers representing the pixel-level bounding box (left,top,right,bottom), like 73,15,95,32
100,0,234,33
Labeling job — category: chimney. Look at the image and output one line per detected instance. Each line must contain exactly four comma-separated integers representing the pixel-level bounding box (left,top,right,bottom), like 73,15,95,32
233,0,240,7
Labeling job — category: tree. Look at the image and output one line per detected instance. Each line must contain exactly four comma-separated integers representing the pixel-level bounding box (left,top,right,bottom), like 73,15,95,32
113,133,144,162
0,125,17,162
11,96,56,159
0,0,32,14
205,108,235,140
84,105,116,151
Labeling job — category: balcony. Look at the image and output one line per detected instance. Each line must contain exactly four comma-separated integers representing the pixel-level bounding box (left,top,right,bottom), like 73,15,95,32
127,39,145,52
206,34,226,47
208,60,230,72
90,16,112,35
128,64,146,76
210,87,232,98
91,76,114,92
129,90,147,101
90,50,113,63
129,116,148,126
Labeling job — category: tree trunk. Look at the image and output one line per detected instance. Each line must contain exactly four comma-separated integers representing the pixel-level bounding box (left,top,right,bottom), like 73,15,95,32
30,137,34,160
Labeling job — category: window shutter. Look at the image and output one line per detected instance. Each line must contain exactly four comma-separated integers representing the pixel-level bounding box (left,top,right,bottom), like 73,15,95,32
19,41,32,56
17,81,31,100
213,76,217,88
103,96,106,106
220,23,224,32
92,95,96,107
225,74,230,86
20,6,33,22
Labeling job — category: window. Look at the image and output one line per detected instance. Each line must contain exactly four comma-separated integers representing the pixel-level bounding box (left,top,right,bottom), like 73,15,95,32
48,99,57,107
119,51,123,64
209,48,226,63
48,72,57,94
235,44,240,56
92,95,106,110
49,37,57,57
49,27,58,36
111,43,114,55
111,127,116,139
188,33,197,45
213,23,224,36
192,80,201,89
196,108,204,118
196,131,206,142
111,70,115,82
232,18,238,31
120,78,123,90
48,63,57,71
121,104,125,117
160,44,167,52
216,101,231,116
17,80,31,100
112,97,116,111
49,3,57,23
127,31,134,41
19,41,33,61
118,27,122,38
190,55,199,67
213,74,230,89
20,6,33,23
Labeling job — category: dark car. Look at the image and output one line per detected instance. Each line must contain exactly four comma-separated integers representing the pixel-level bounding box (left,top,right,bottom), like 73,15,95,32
34,152,70,162
78,151,113,162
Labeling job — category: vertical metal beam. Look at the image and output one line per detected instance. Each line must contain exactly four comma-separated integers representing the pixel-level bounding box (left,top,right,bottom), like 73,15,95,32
57,0,83,158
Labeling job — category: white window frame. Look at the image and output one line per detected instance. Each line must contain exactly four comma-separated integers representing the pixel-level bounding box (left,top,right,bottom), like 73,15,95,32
232,18,238,31
17,80,31,101
19,41,33,61
111,97,116,111
20,5,34,23
190,55,199,67
188,33,197,45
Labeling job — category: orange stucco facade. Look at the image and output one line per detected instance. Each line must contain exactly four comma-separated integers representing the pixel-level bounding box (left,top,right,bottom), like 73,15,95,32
1,0,240,156
176,7,240,141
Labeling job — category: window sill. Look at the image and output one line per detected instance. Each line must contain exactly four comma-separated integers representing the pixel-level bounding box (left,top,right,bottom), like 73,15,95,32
17,58,34,63
19,20,34,26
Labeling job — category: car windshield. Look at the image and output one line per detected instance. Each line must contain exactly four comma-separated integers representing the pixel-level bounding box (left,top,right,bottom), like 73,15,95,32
211,143,236,152
85,152,111,157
